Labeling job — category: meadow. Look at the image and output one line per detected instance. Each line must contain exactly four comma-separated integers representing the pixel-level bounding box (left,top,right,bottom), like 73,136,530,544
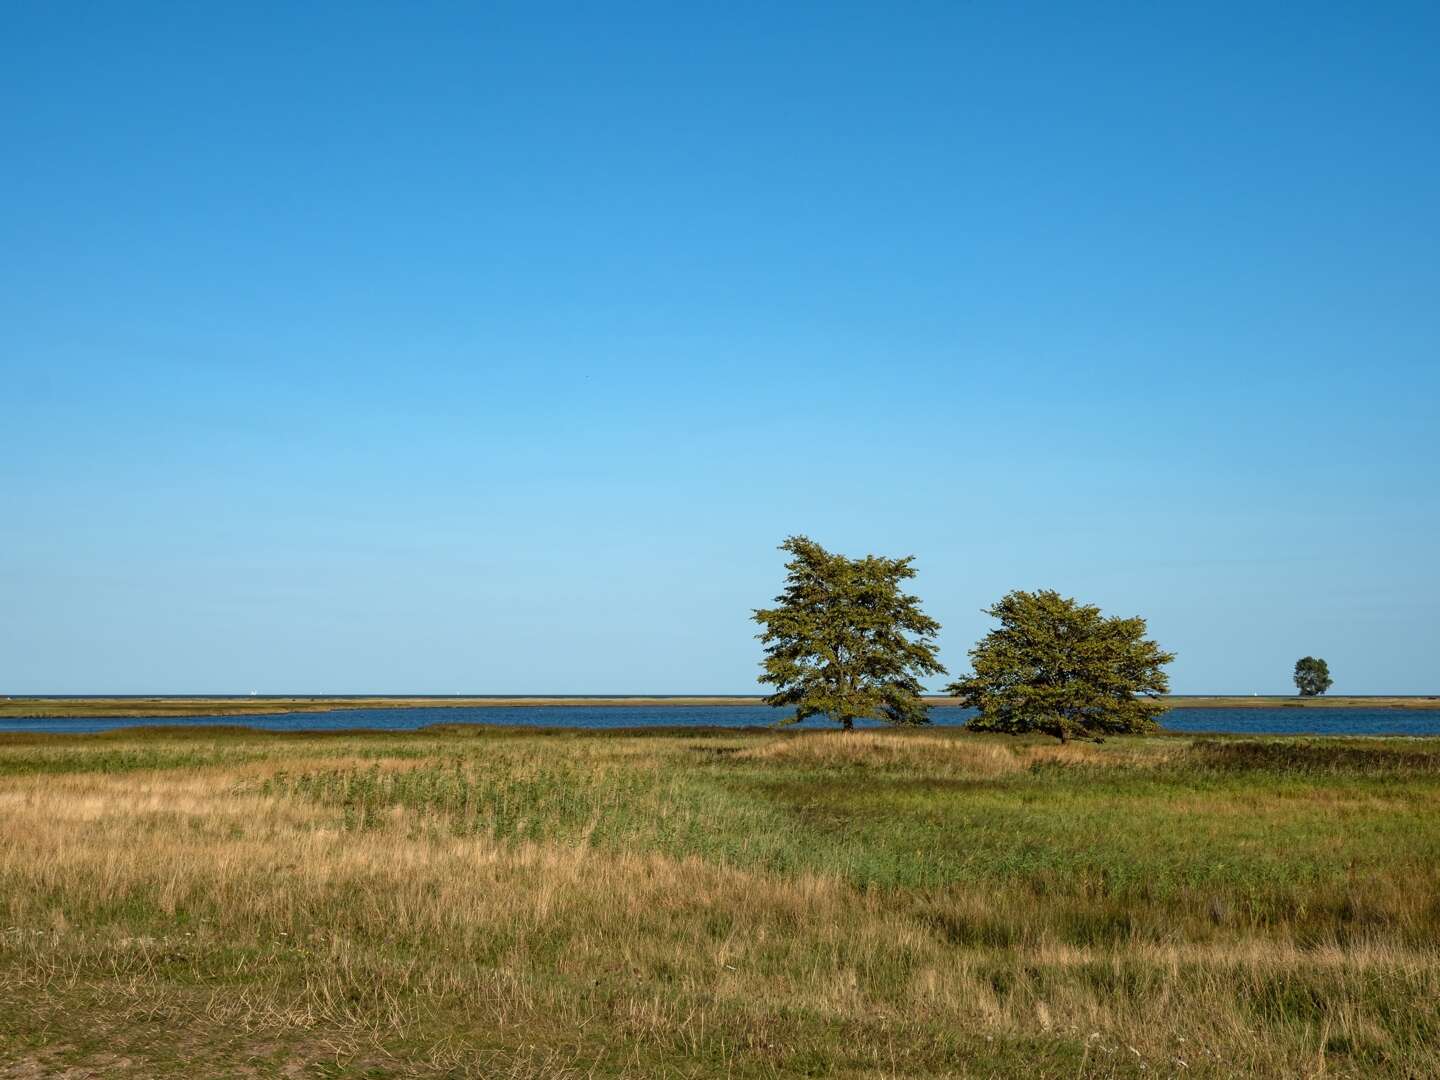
2,725,1439,1077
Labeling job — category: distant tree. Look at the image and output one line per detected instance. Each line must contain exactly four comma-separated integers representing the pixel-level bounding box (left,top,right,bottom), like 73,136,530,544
1293,656,1333,697
947,590,1174,743
754,536,945,730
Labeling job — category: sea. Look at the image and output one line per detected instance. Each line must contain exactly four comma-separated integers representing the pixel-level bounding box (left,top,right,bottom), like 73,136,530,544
2,703,1438,737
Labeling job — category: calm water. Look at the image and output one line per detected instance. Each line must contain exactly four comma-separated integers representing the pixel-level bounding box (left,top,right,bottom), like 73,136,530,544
2,705,1438,736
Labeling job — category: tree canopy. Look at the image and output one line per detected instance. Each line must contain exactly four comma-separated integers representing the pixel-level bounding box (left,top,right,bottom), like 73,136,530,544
947,590,1174,743
1293,656,1333,697
753,536,945,730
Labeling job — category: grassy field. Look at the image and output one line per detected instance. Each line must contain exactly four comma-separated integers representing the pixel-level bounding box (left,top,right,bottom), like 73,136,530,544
1157,695,1440,709
2,726,1439,1077
0,696,768,719
3,694,1437,718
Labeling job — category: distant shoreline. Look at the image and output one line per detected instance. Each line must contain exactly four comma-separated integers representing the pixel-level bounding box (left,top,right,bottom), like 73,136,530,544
2,694,1438,718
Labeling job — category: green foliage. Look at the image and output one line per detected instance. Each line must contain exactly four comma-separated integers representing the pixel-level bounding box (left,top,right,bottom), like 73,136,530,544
947,589,1174,743
753,536,945,729
1293,656,1333,697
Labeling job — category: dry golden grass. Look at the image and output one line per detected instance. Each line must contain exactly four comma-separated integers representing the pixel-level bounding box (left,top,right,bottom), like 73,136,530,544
738,730,1029,774
736,730,1125,775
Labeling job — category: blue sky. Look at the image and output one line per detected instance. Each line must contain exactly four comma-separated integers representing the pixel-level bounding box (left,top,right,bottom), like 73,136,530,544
3,2,1437,694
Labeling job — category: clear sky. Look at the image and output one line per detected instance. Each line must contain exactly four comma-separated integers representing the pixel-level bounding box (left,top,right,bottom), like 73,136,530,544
3,3,1437,694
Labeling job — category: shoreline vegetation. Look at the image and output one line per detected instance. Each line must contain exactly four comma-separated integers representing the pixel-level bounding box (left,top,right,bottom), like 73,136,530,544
1,693,1438,719
2,725,1439,1076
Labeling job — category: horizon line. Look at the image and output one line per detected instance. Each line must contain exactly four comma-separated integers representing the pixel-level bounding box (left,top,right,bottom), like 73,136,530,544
6,691,1439,699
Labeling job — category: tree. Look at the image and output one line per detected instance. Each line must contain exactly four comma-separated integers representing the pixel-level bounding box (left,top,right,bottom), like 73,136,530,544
754,536,945,730
1293,656,1333,697
947,590,1174,743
